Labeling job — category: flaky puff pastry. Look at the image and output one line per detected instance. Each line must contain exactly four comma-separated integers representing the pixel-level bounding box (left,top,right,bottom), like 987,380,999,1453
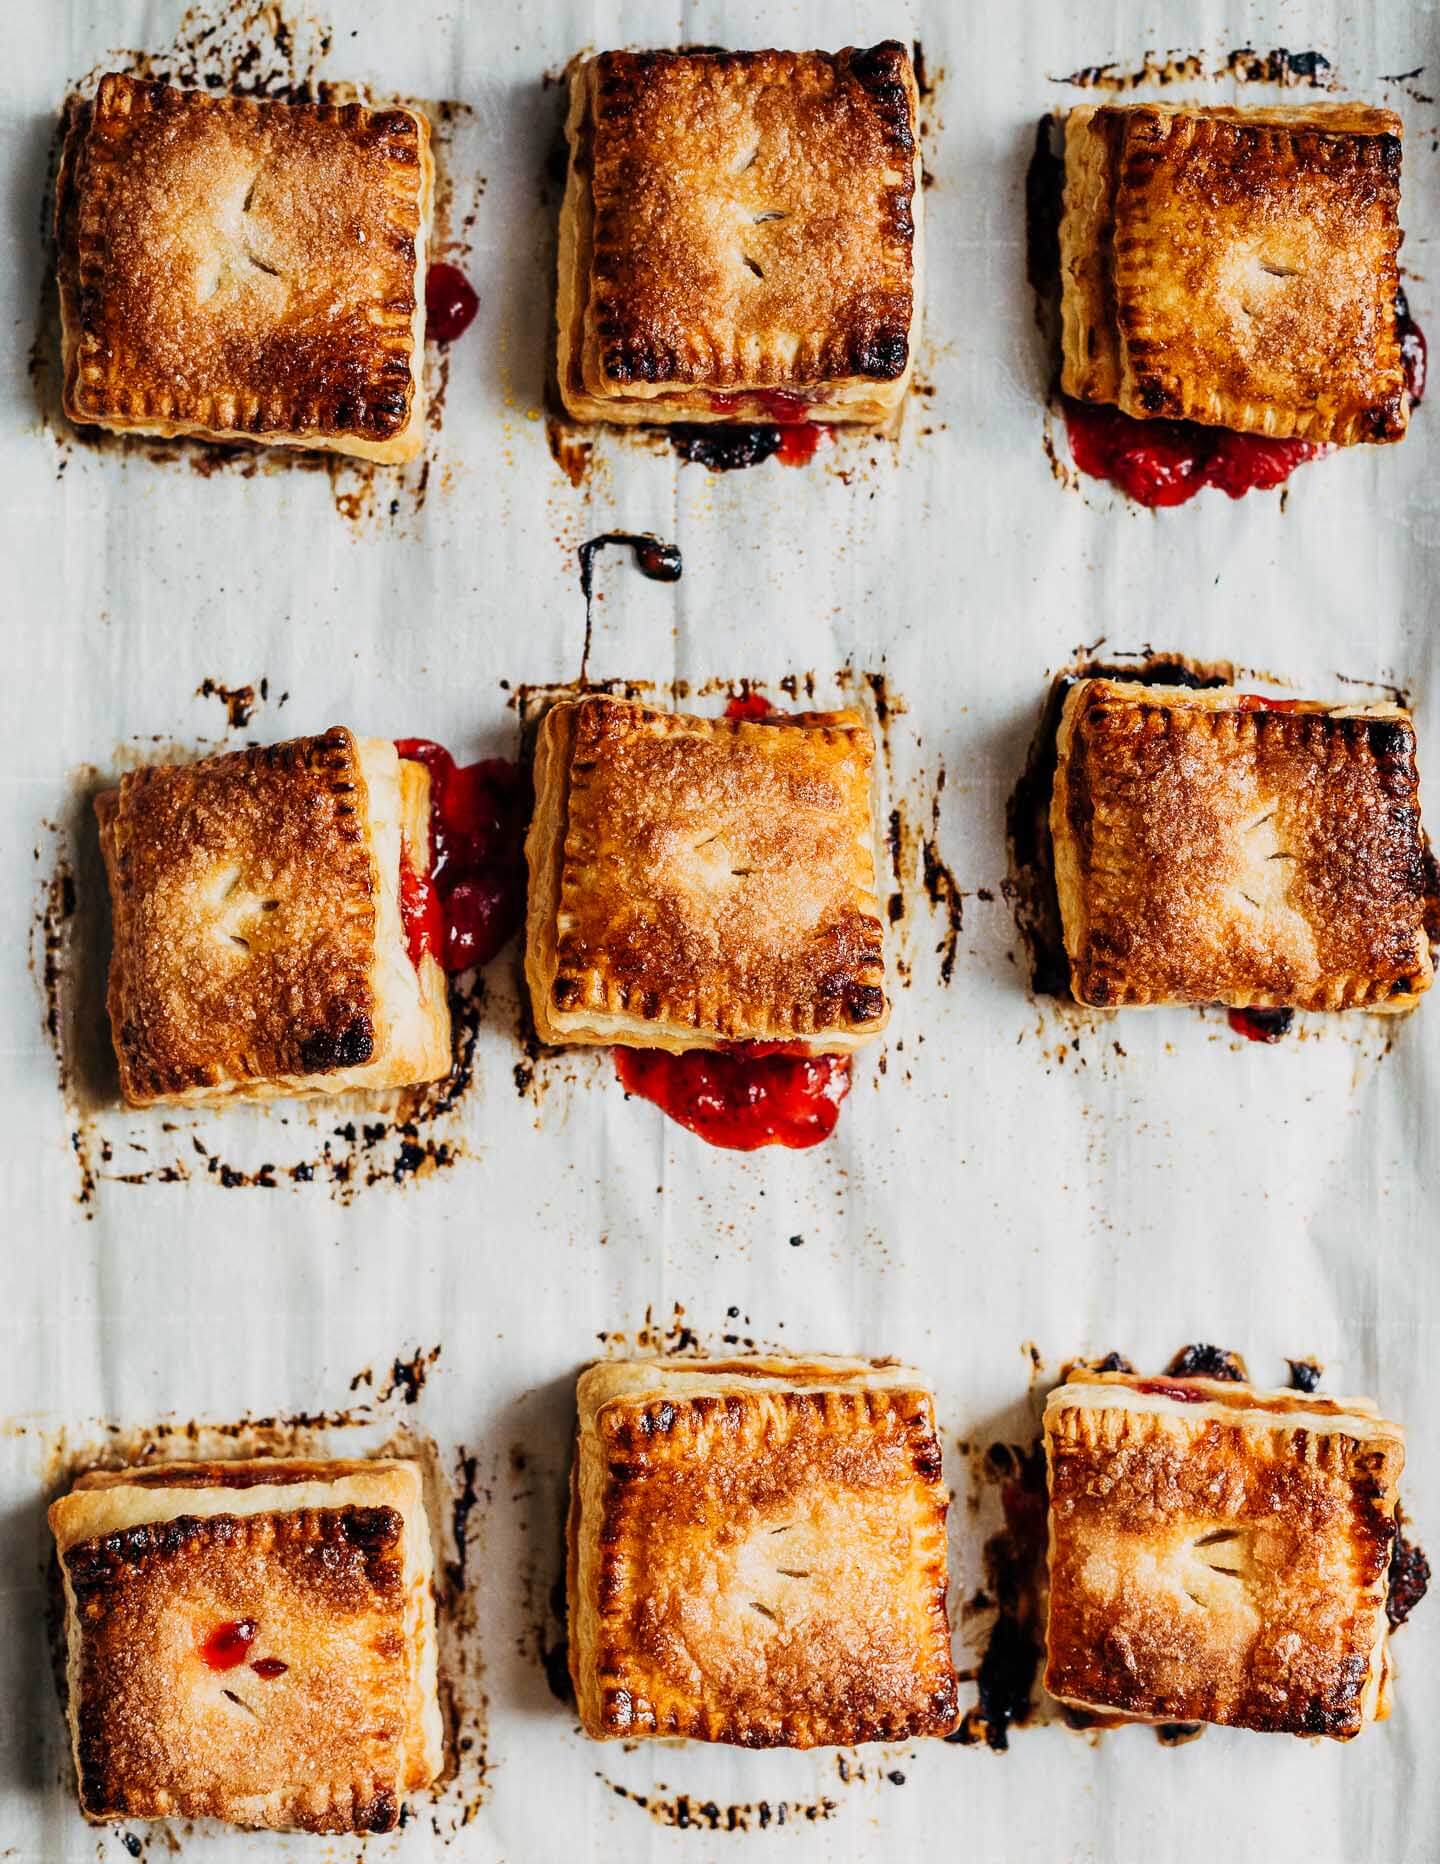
568,1356,960,1747
1060,103,1407,444
1051,680,1434,1011
557,44,922,427
1044,1371,1406,1737
57,74,432,461
524,697,889,1051
96,729,451,1105
49,1459,443,1832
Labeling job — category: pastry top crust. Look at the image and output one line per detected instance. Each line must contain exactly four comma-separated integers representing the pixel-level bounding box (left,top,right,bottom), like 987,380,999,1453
574,1356,958,1746
56,1493,414,1828
1062,102,1406,443
1051,680,1433,1011
96,729,383,1102
60,74,428,446
1043,1371,1404,1737
581,44,918,390
529,698,888,1046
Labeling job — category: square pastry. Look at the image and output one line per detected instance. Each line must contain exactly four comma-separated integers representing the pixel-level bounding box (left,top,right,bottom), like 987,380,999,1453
524,697,888,1050
1050,681,1434,1011
56,74,432,460
557,44,922,428
1060,103,1407,443
49,1459,443,1831
568,1356,959,1746
1043,1370,1406,1737
96,728,451,1106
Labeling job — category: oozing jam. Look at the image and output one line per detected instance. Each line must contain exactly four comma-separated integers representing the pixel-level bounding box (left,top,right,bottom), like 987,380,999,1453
395,740,529,974
1234,695,1300,712
1064,293,1427,507
200,1620,257,1670
425,263,480,344
668,392,832,470
610,690,855,1150
1227,1006,1296,1043
613,1044,853,1151
707,390,813,423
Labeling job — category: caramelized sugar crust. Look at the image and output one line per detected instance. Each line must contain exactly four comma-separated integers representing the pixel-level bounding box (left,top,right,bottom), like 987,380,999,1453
569,1358,959,1746
1051,681,1433,1011
59,74,429,454
1044,1372,1405,1737
524,698,888,1050
1060,103,1406,443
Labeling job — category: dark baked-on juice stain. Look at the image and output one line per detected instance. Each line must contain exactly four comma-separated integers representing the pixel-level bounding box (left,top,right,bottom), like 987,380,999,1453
196,675,284,729
921,771,965,986
1227,1007,1296,1044
1025,117,1064,309
600,1779,837,1831
577,533,683,681
1287,1357,1324,1392
1054,48,1334,91
668,424,783,472
949,1443,1048,1751
1388,1516,1431,1627
1003,654,1231,999
1165,1343,1248,1381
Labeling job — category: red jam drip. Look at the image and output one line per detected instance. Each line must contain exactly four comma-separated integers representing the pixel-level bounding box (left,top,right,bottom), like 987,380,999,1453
250,1657,289,1679
707,390,813,424
1227,1007,1295,1044
1063,397,1329,506
1131,1380,1209,1404
425,263,480,344
200,1620,257,1670
1234,695,1300,712
775,423,831,466
724,693,778,721
394,740,529,974
614,1044,853,1151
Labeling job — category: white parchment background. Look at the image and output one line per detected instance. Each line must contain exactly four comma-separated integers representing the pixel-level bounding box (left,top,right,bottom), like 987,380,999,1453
2,2,1438,1860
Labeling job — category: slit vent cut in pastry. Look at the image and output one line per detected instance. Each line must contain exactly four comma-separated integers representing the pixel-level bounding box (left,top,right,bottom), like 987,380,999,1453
1043,1370,1406,1737
556,44,922,428
49,1459,443,1832
1059,103,1408,444
568,1355,960,1747
96,728,451,1106
1050,680,1434,1012
56,74,433,460
524,697,889,1051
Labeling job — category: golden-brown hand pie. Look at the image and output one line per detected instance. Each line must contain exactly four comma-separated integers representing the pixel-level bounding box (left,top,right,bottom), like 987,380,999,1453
1044,1369,1405,1737
1060,103,1407,444
1050,680,1433,1011
49,1459,443,1831
557,44,922,428
96,729,450,1105
56,74,432,460
524,697,889,1051
568,1356,960,1746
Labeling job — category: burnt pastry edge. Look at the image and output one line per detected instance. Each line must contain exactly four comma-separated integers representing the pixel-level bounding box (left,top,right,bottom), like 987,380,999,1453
58,74,433,462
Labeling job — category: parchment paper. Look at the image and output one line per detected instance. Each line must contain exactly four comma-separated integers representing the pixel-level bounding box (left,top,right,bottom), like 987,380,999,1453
2,2,1438,1859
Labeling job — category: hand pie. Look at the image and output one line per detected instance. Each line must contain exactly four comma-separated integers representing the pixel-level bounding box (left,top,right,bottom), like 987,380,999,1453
1050,680,1434,1011
56,74,432,461
1044,1369,1406,1737
1060,103,1407,444
96,729,450,1105
557,44,922,428
524,697,888,1050
49,1459,443,1831
568,1356,960,1746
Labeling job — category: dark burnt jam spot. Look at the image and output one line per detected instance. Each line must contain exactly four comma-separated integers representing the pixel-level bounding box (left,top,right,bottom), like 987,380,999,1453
613,1045,853,1152
668,424,782,471
1287,1358,1324,1393
1388,1526,1430,1628
1062,398,1329,506
1165,1343,1248,1382
1090,1350,1136,1374
948,1444,1048,1751
1227,1006,1296,1044
394,740,529,974
1398,287,1427,406
200,1619,257,1670
1025,117,1064,306
576,532,684,680
425,263,480,344
250,1656,289,1679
